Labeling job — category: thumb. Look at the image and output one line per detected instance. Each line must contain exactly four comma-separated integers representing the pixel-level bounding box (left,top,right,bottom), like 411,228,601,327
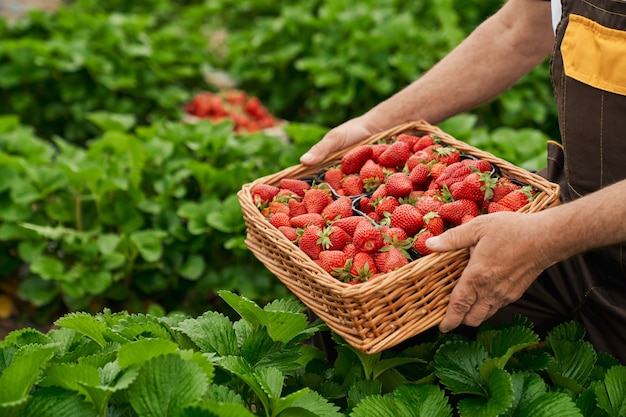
425,223,479,252
300,141,332,166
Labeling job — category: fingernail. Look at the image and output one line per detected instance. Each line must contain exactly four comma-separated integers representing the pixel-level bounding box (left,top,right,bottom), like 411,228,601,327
300,153,313,164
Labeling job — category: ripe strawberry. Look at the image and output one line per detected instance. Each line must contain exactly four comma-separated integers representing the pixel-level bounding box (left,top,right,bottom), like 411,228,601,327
433,146,461,165
385,172,413,198
262,201,289,218
370,143,389,162
390,204,424,237
413,135,436,151
416,195,443,215
279,178,311,197
488,201,512,213
498,186,534,211
341,145,373,175
324,166,345,191
332,216,369,236
352,221,385,253
370,183,388,201
435,162,472,188
356,196,375,214
491,178,522,202
251,183,280,205
423,211,444,235
322,197,353,221
396,133,420,149
318,250,350,276
359,159,385,191
414,144,443,163
288,198,307,217
318,224,352,251
269,212,291,228
462,158,492,173
439,199,479,226
343,243,358,259
367,212,382,222
290,213,326,229
298,225,323,259
349,252,377,281
377,141,412,169
429,162,446,179
375,196,400,218
278,225,298,242
303,188,333,214
409,163,430,186
414,230,434,256
341,174,365,196
380,245,410,272
380,225,408,242
450,172,496,201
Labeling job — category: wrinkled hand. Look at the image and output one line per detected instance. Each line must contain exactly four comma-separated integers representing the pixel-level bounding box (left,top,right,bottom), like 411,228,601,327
425,211,552,333
300,116,379,166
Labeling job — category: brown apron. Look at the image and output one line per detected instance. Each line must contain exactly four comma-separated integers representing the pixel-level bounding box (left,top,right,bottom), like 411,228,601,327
493,0,626,363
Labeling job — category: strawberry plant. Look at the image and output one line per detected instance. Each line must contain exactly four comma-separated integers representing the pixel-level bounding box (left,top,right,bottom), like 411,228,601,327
0,114,327,323
0,292,623,416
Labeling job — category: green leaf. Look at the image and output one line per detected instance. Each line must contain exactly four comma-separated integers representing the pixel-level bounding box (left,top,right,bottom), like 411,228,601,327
0,344,56,404
219,290,308,343
96,234,121,255
86,111,136,132
20,386,98,417
205,194,245,233
276,389,343,417
595,366,626,417
479,326,539,379
516,392,583,417
117,339,180,369
29,255,65,281
179,254,205,280
434,340,489,396
457,368,514,417
350,384,452,417
173,311,239,356
55,312,107,347
508,372,548,415
128,354,209,417
130,229,167,262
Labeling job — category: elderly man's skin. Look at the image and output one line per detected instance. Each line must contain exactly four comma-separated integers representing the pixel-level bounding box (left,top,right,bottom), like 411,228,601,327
300,0,626,333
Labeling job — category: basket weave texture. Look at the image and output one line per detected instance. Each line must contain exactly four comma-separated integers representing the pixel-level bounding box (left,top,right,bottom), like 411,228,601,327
237,120,561,354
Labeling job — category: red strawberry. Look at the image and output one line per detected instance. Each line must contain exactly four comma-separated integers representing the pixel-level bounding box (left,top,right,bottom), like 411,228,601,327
429,162,446,179
359,159,385,191
413,135,436,151
370,183,388,201
279,178,311,197
357,196,375,214
385,172,413,198
318,250,349,276
350,252,377,281
370,143,389,162
462,158,492,173
390,204,424,237
341,174,365,196
409,163,430,186
423,211,444,235
298,225,323,259
379,245,409,273
262,201,289,218
251,183,280,205
380,225,408,243
303,188,333,214
435,162,472,187
396,133,420,149
491,177,519,202
290,213,326,229
322,197,353,221
375,196,400,218
343,243,358,259
439,199,479,226
414,230,434,256
488,201,512,213
352,221,385,253
341,145,373,175
332,216,369,236
324,166,345,191
367,212,382,222
416,195,443,215
278,225,298,242
498,186,534,211
288,198,307,217
433,146,461,165
450,172,496,202
377,141,412,169
318,224,352,251
269,212,291,228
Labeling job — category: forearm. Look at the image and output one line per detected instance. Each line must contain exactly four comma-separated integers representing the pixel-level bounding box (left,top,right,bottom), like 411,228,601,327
533,179,626,263
361,0,554,131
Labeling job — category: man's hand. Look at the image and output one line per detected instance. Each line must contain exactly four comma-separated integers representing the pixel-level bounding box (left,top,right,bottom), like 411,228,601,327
300,116,380,166
425,211,552,333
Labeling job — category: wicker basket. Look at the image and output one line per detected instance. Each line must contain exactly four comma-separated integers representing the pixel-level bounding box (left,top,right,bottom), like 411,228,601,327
237,120,561,354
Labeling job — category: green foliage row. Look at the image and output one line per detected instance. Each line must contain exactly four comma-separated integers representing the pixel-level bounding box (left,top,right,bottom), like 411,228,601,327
1,291,624,416
0,112,328,321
